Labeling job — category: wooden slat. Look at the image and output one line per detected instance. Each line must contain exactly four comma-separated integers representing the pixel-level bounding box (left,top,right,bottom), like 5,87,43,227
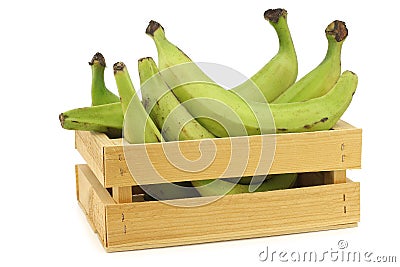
106,223,358,252
101,121,361,187
105,181,360,251
75,131,115,186
112,186,133,203
324,170,347,184
76,164,115,247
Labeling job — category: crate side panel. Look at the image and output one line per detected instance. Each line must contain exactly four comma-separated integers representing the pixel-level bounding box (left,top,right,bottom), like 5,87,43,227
105,182,359,250
76,164,115,247
76,131,112,186
271,128,362,174
103,125,362,187
106,223,358,252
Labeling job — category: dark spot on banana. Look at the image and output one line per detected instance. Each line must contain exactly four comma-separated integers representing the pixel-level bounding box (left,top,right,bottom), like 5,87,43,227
277,128,288,131
142,97,150,109
304,117,328,129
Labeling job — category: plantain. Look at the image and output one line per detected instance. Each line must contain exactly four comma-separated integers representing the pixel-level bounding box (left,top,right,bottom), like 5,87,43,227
89,52,120,106
59,102,123,138
113,62,163,144
146,9,297,103
273,20,348,103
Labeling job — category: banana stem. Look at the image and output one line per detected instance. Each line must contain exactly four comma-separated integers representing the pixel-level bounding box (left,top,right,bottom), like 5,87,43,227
113,62,135,114
264,9,295,55
89,52,119,106
325,36,344,61
90,53,107,92
113,62,163,143
324,20,347,61
146,20,166,40
91,64,106,92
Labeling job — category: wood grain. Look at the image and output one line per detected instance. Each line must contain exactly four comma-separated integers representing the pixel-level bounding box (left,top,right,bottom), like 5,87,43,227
75,121,362,187
76,164,360,252
105,181,360,251
76,164,115,247
112,186,132,203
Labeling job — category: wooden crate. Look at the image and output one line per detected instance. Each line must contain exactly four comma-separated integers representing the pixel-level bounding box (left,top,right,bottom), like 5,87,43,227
74,120,362,252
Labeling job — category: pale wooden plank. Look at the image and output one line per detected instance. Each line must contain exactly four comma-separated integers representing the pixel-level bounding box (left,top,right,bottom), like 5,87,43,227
112,186,133,203
324,170,347,184
105,181,360,250
101,124,361,187
75,131,108,186
76,164,115,247
333,120,358,130
105,223,358,252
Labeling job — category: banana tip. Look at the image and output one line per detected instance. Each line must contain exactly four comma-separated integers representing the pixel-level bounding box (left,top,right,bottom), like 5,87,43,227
113,62,126,74
89,52,106,67
146,20,163,36
326,20,348,42
59,113,66,127
138,56,153,63
264,8,287,23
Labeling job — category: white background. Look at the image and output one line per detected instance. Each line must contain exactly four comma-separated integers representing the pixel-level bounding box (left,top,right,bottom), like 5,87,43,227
1,0,399,266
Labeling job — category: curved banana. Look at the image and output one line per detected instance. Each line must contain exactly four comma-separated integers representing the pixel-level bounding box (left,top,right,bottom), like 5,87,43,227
59,102,123,138
273,20,348,103
231,8,297,102
137,57,295,196
192,173,297,197
146,8,297,103
270,70,357,132
138,57,215,141
157,66,357,137
89,52,120,106
113,62,163,143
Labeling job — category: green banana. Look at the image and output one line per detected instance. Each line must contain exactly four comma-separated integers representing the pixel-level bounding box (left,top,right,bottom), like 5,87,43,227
59,102,123,138
137,56,297,196
59,53,122,137
89,52,120,106
113,62,163,144
146,20,357,137
152,62,357,136
192,173,297,197
146,9,297,103
273,20,348,103
138,57,215,141
113,61,197,201
231,8,298,102
270,70,357,132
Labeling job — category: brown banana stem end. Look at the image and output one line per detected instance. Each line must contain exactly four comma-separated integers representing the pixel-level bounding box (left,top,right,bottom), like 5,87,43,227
138,57,153,63
59,113,66,127
113,62,126,74
89,52,106,67
264,8,287,23
146,20,163,36
326,20,348,42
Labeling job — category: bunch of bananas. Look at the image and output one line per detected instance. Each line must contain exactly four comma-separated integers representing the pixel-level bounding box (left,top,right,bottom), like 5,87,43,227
59,9,358,199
